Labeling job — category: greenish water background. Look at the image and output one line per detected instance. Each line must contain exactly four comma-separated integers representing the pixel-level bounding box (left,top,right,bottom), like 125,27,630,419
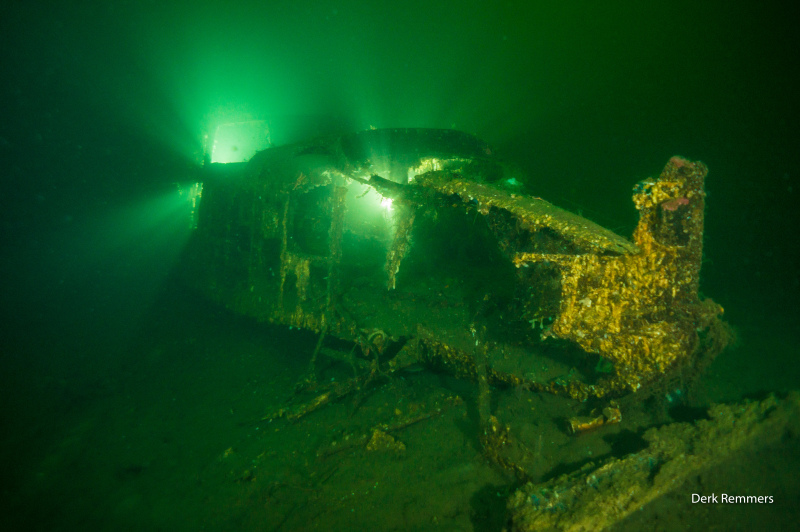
1,1,798,529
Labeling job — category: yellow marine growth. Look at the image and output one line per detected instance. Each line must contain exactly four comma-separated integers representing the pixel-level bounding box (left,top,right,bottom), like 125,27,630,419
546,157,725,393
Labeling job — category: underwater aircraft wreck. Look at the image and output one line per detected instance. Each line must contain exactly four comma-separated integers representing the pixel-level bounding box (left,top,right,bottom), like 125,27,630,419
180,127,749,528
183,127,730,402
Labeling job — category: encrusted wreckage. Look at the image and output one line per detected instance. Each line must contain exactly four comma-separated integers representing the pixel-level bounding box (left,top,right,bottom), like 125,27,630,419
183,128,730,406
181,127,741,529
507,392,800,531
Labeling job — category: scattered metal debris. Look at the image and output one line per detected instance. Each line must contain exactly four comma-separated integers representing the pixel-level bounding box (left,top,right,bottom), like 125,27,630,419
508,392,800,531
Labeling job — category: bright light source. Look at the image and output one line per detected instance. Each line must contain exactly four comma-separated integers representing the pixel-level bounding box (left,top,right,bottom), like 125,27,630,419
210,120,271,163
342,181,397,242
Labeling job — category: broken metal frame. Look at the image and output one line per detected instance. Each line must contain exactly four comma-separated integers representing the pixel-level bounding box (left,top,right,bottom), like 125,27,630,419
507,392,800,531
183,128,729,407
179,127,739,528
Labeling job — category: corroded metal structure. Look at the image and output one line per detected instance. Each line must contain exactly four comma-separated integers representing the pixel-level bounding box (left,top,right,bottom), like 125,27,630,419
507,392,800,531
182,128,729,401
